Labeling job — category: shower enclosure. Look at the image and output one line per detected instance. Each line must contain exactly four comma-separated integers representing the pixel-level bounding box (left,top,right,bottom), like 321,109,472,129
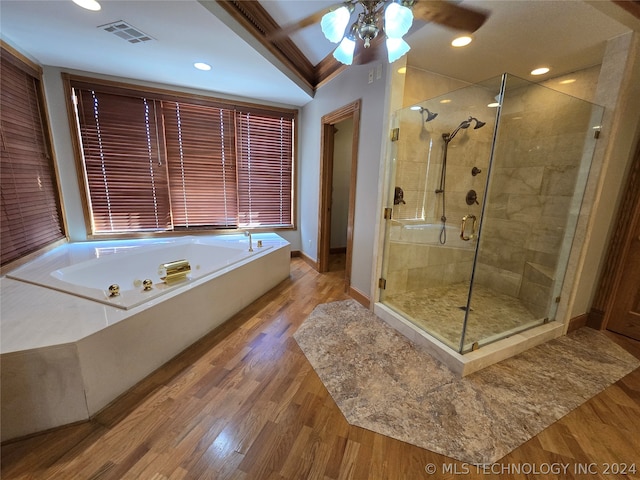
378,73,603,357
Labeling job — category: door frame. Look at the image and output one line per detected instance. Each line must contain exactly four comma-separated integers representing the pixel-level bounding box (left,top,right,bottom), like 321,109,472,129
317,100,361,290
590,132,640,330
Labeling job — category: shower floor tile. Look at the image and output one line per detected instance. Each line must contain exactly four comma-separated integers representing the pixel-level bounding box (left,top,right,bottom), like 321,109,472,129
384,283,540,351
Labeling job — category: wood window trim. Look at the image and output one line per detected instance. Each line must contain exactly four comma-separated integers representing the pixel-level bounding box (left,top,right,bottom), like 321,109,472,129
1,42,67,269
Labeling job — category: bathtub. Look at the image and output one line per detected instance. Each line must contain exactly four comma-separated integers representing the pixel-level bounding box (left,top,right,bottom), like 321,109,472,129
7,235,273,310
1,233,290,441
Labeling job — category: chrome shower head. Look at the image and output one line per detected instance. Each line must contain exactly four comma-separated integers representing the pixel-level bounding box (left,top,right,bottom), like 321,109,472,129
424,108,438,122
468,117,486,129
411,106,438,122
445,116,484,143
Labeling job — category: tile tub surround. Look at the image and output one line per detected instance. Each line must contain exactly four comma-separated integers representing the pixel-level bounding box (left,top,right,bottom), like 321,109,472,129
0,234,290,442
294,299,639,464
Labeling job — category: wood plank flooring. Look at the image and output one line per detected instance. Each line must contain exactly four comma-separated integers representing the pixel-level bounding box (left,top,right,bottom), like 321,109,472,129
2,257,639,479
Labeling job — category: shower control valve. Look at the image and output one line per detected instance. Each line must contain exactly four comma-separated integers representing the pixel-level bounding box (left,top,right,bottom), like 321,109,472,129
466,190,480,205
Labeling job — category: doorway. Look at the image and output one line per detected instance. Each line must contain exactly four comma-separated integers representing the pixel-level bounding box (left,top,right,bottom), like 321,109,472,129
317,100,361,291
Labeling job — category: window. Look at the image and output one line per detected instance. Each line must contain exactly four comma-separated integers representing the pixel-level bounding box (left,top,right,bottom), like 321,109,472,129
69,78,295,234
236,110,293,227
75,89,171,232
1,46,65,266
164,102,238,228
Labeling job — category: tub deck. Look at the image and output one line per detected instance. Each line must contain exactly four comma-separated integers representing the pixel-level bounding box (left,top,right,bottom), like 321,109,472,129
0,233,290,442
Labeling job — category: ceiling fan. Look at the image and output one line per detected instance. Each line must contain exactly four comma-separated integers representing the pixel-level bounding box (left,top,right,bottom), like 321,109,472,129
268,0,490,65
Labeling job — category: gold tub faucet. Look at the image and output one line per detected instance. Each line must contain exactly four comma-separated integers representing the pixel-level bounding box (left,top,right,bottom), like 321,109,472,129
158,259,191,283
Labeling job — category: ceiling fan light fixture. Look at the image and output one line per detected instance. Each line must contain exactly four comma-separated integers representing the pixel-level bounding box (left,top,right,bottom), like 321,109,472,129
386,37,410,63
321,4,353,43
333,35,356,65
384,1,414,39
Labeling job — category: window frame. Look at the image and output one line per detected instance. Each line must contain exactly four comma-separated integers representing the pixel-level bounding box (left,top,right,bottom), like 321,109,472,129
63,74,297,238
1,42,67,272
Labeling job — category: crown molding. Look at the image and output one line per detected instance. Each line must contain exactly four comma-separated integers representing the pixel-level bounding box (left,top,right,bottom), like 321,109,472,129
213,0,347,93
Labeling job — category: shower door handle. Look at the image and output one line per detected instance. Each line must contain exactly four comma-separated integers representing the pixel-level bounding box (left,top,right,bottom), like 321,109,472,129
460,214,478,241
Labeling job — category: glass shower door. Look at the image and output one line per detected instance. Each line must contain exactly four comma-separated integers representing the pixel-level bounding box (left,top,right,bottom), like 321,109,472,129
380,73,604,355
379,86,496,352
461,74,604,352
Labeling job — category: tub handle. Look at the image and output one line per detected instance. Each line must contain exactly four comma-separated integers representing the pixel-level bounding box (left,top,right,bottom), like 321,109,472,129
460,214,478,241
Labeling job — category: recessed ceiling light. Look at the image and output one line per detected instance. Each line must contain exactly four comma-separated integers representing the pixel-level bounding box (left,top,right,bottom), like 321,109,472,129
73,0,101,11
397,66,407,74
440,99,451,104
531,67,550,76
559,78,576,85
194,62,212,71
451,36,472,47
487,102,500,108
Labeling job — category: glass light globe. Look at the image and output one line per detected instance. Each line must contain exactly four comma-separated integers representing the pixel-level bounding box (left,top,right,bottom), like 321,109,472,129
386,37,410,63
384,2,413,39
333,36,356,65
321,6,351,43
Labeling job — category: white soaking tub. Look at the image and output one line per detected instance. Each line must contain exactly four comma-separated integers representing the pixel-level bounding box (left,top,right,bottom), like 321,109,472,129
8,235,272,310
1,233,290,441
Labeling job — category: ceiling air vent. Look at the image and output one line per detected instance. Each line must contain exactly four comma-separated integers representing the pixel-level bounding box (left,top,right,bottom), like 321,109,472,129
100,21,154,44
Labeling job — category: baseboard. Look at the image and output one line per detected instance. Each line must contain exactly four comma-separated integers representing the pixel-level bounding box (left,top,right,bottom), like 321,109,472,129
291,250,319,270
586,308,606,330
349,285,370,309
567,313,589,332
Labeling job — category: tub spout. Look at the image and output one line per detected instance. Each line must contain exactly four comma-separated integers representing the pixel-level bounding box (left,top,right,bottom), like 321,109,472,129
245,231,254,252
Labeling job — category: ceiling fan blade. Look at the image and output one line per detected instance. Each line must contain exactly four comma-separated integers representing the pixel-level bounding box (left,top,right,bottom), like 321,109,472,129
412,0,489,32
267,3,343,40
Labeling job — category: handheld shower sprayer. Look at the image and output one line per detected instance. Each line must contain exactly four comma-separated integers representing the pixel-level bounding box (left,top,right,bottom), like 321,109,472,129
444,116,486,143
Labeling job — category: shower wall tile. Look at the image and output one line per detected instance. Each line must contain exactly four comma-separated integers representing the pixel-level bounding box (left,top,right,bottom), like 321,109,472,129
407,265,443,290
384,269,408,297
478,240,528,277
523,262,555,287
526,226,565,256
541,65,600,103
540,164,579,196
490,166,545,195
474,263,522,298
519,279,552,319
526,250,559,271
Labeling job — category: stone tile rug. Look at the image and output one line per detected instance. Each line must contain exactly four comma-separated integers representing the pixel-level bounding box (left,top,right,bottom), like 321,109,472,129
293,299,640,464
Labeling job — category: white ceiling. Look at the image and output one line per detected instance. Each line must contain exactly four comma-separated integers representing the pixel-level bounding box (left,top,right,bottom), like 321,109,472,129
0,1,635,107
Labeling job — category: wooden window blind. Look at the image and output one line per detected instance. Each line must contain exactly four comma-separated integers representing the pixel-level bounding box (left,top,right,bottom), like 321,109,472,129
70,78,295,234
236,110,294,227
75,88,172,232
163,102,238,228
1,49,64,266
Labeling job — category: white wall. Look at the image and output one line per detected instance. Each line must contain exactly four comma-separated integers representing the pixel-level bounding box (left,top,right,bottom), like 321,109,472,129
299,63,389,298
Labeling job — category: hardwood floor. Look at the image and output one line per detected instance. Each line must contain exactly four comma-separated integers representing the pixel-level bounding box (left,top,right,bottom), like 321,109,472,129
2,258,639,479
